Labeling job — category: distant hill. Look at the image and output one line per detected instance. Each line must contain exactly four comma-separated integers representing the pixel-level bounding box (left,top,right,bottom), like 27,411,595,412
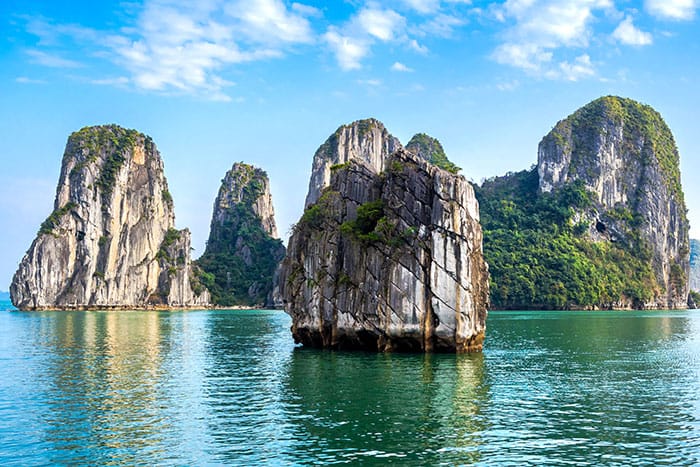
0,291,9,301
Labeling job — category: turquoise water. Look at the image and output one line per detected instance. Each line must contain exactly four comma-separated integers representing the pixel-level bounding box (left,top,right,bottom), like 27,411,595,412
1,300,699,465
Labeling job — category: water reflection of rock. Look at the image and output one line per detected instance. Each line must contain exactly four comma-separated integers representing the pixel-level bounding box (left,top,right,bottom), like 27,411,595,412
281,349,491,464
38,311,172,465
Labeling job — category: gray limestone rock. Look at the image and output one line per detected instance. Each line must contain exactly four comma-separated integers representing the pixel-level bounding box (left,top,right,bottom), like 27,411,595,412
279,147,488,352
537,96,690,309
304,118,403,208
11,125,210,310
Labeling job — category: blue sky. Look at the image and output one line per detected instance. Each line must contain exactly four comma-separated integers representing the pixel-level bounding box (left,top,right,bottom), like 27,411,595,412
1,0,699,289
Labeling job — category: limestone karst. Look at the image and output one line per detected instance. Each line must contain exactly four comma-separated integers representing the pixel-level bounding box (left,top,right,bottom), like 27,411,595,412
196,163,285,307
11,125,209,310
278,119,489,352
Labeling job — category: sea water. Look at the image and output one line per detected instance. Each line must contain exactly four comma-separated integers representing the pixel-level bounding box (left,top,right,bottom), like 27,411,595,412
1,301,699,465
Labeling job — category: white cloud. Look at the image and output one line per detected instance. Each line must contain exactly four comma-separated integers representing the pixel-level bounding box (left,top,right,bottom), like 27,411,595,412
357,78,382,86
224,0,313,44
291,3,323,18
645,0,697,20
356,6,406,41
613,16,653,46
420,13,464,37
324,28,369,70
409,39,429,54
391,61,414,72
24,0,313,99
552,54,595,80
15,76,47,84
496,79,520,91
491,0,612,80
402,0,441,14
324,4,411,70
90,77,131,86
26,49,82,68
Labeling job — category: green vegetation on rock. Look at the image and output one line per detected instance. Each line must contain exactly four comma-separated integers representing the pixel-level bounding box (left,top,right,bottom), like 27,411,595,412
406,133,460,174
196,164,284,307
39,202,77,235
67,125,144,211
546,96,684,203
475,168,658,309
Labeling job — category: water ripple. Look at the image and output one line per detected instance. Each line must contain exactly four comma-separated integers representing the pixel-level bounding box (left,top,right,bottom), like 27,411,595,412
1,306,699,465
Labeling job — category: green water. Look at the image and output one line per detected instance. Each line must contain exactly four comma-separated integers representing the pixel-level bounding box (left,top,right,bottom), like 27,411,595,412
1,303,699,465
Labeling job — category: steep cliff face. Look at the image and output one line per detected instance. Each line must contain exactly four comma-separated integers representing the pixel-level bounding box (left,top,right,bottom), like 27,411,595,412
536,96,689,308
196,163,285,307
691,239,700,292
11,125,209,310
304,118,403,207
279,148,488,352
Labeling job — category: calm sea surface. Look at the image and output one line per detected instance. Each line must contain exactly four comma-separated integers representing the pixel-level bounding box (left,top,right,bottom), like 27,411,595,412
1,300,699,466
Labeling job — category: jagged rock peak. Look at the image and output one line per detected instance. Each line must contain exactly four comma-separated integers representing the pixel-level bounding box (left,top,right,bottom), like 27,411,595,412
11,124,209,310
538,96,690,308
197,162,285,307
406,133,461,174
210,162,279,239
304,118,403,207
279,148,489,352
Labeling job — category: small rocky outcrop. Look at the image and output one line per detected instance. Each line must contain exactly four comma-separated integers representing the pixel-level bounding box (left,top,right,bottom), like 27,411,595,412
196,163,285,307
279,143,489,352
11,125,210,310
304,118,402,207
538,96,690,308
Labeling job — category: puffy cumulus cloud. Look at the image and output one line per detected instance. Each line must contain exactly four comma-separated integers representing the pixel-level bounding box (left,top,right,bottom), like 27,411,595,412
645,0,697,20
612,16,653,45
491,0,612,80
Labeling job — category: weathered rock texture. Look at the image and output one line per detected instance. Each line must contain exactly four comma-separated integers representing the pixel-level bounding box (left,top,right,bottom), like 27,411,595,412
279,147,488,352
11,125,210,310
304,118,402,207
538,96,690,308
691,239,700,292
196,163,285,307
